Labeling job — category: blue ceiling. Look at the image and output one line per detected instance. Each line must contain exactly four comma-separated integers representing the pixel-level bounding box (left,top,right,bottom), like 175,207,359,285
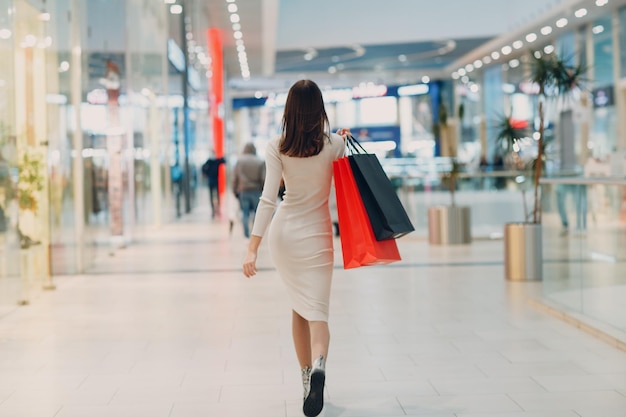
275,37,492,74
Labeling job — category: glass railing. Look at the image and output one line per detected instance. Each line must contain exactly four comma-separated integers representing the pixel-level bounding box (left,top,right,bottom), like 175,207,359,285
540,177,626,334
381,157,532,238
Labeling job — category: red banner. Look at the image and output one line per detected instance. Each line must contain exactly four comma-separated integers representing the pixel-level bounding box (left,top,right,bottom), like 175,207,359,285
206,29,225,196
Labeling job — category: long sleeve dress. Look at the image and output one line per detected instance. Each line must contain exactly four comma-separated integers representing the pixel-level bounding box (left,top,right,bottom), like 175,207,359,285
251,133,345,322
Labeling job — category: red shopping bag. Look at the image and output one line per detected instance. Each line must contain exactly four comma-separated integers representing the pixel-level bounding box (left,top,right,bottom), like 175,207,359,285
333,156,401,269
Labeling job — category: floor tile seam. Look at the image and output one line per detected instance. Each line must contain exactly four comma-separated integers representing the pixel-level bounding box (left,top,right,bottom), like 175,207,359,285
84,261,506,276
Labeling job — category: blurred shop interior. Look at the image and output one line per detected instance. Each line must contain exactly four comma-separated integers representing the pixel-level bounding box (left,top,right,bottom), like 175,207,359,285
0,0,625,337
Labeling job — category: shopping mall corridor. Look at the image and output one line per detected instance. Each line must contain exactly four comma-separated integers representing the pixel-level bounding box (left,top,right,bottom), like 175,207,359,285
0,204,625,417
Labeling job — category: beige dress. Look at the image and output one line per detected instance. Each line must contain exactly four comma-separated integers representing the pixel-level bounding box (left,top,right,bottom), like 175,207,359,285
251,134,345,321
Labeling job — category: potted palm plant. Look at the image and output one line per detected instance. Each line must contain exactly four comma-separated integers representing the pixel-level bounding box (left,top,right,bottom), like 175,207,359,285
428,158,471,245
503,51,586,281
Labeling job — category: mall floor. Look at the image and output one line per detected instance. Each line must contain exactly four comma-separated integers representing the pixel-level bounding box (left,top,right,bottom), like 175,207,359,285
0,202,625,417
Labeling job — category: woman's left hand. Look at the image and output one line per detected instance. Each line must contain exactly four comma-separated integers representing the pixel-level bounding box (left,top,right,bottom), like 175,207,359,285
336,128,351,138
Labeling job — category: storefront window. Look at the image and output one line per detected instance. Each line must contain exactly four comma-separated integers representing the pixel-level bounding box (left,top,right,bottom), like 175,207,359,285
620,6,626,78
590,14,617,158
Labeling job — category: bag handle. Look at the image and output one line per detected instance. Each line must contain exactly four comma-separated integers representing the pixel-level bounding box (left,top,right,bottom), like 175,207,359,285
345,134,368,155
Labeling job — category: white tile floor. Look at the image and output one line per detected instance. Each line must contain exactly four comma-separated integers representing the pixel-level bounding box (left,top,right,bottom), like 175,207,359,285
0,206,625,417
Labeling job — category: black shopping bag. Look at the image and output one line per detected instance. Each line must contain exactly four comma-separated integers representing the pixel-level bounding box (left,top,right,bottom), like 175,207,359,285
346,135,414,240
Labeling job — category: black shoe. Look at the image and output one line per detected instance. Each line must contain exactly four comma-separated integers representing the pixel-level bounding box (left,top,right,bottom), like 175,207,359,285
303,356,325,417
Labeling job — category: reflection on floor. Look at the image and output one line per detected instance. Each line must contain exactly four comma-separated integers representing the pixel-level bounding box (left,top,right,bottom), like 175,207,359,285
0,205,625,417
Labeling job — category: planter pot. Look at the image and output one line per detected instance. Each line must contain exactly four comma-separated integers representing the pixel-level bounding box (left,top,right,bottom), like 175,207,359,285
503,223,542,281
428,205,471,245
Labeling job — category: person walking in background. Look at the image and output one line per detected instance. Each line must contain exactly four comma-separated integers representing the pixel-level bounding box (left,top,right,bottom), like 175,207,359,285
201,152,226,218
241,79,350,417
232,143,265,238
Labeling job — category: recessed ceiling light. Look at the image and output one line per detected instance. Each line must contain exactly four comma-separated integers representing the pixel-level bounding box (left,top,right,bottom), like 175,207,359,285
592,24,605,34
491,51,500,60
457,68,466,76
596,0,608,5
540,26,552,35
451,72,460,80
501,45,513,55
422,75,430,83
526,33,537,42
509,59,520,68
473,59,483,68
575,8,587,18
230,13,240,23
512,40,523,49
544,45,555,54
482,56,492,64
228,4,238,12
465,64,474,72
170,4,182,14
556,18,568,28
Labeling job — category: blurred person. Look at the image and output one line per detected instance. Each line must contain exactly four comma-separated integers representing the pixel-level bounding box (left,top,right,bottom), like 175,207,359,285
232,143,265,238
241,79,350,417
556,183,587,236
201,152,226,218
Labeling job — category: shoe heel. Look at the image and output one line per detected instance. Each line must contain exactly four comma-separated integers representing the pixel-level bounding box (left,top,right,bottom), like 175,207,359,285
303,369,325,417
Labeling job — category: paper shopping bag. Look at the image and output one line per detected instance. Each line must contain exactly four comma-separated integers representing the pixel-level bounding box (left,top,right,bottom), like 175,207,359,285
333,156,401,269
346,135,414,241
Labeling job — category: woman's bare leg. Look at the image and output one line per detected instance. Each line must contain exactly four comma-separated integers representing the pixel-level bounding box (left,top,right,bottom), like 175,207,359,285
308,321,329,361
292,310,312,368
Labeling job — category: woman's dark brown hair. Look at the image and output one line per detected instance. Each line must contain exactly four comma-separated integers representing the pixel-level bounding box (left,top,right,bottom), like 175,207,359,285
279,79,330,157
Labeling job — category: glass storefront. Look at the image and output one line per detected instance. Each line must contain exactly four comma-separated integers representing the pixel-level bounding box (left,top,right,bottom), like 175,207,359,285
0,0,186,307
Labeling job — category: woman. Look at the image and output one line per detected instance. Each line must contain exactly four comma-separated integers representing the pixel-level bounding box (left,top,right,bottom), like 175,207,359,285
242,79,349,417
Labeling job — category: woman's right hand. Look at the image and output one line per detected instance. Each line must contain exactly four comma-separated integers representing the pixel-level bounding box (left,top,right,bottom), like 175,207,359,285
243,250,258,278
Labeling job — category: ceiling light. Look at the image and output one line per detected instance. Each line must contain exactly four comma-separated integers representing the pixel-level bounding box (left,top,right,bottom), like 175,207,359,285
38,12,50,21
473,59,483,68
230,13,240,23
170,4,182,14
237,45,245,52
509,59,520,68
328,66,337,74
465,64,474,72
421,75,430,83
544,45,555,54
501,45,512,55
575,8,587,18
228,4,238,13
526,33,537,42
232,23,241,31
164,0,175,4
556,18,568,28
398,54,407,62
457,68,466,76
304,52,314,61
592,24,605,34
491,51,500,60
235,39,244,46
534,51,542,58
540,26,552,35
596,0,608,5
0,29,11,39
482,56,492,64
461,75,469,83
233,31,243,39
254,91,263,99
58,61,70,72
451,72,460,80
512,40,523,49
226,0,235,3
